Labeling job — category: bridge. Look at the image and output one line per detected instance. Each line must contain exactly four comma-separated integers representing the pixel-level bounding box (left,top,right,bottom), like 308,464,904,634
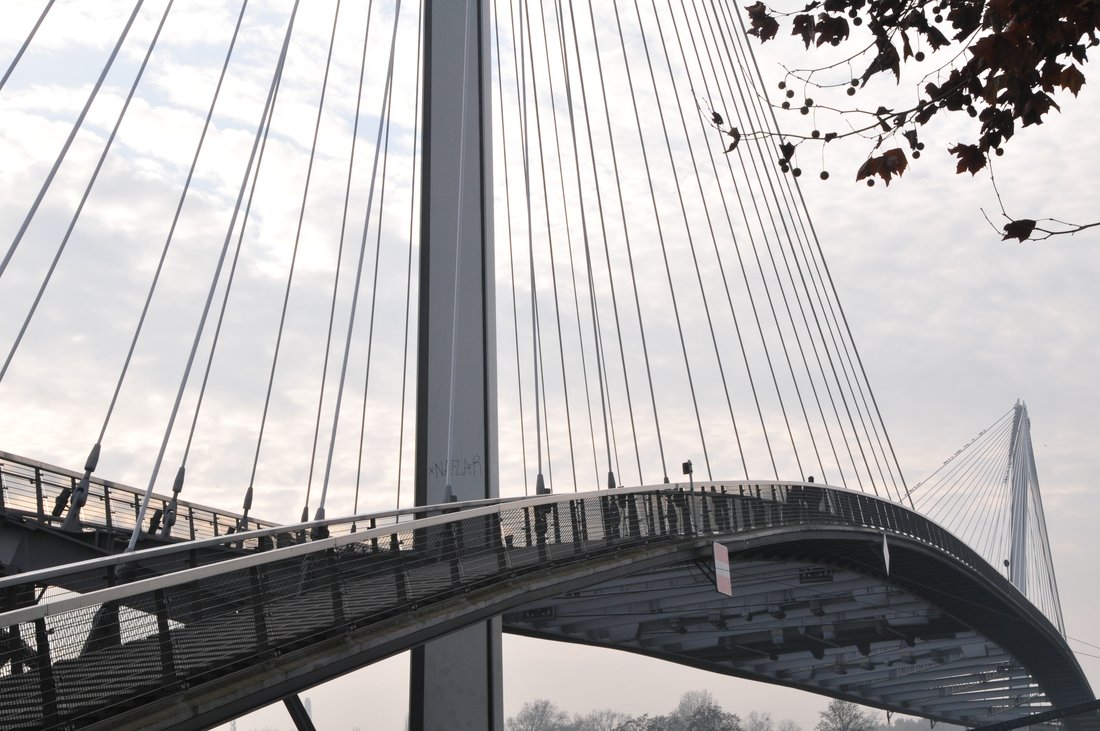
0,1,1095,730
0,469,1091,729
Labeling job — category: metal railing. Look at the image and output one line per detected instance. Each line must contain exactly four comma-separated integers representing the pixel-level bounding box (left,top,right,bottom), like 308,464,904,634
0,451,278,543
0,483,533,605
2,449,1065,632
0,481,1066,730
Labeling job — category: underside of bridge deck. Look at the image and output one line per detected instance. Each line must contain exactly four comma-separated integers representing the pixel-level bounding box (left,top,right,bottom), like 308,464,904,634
506,527,1094,727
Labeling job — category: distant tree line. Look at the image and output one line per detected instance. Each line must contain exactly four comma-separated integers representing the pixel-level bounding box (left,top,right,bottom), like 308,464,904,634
506,695,960,731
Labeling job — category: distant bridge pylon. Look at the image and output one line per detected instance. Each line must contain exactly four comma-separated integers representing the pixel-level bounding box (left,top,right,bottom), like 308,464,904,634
911,401,1063,632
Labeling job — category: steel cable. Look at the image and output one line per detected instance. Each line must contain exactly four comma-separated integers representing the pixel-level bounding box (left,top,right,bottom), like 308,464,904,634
683,0,841,484
958,426,1015,558
248,0,343,493
921,421,1010,532
355,44,399,518
173,69,286,537
708,0,877,493
396,1,424,509
635,0,758,480
582,0,678,482
535,0,603,490
911,409,1012,498
607,0,715,478
562,0,644,484
94,0,251,452
668,0,810,482
316,0,403,519
179,73,284,470
128,0,302,551
675,0,822,482
714,0,913,502
516,0,544,485
712,0,893,498
303,0,378,519
916,415,1012,517
0,1,145,282
552,0,619,489
521,0,580,491
0,0,57,92
493,0,531,496
0,0,176,385
697,0,861,489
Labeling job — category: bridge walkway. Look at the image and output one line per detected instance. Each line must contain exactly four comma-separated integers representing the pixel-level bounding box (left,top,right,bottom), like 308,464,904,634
0,482,1093,730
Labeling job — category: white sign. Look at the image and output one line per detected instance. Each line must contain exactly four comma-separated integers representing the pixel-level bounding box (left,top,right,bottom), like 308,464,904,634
713,542,732,596
883,531,891,576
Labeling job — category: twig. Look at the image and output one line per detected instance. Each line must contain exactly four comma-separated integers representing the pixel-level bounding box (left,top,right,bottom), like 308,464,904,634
987,166,1099,241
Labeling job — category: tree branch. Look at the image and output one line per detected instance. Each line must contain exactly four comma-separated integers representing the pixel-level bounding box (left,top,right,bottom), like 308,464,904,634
987,166,1100,241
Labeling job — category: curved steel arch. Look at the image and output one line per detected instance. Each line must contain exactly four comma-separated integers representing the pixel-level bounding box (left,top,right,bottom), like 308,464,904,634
0,481,1092,730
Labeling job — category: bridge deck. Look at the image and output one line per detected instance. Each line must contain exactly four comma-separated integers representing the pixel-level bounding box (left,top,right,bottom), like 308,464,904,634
0,482,1092,730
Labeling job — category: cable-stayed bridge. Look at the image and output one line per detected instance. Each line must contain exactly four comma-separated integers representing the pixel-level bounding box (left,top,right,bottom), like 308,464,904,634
0,450,1090,729
0,2,1092,730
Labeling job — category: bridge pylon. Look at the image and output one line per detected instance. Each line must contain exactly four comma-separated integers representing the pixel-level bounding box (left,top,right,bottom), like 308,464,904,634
410,0,502,729
1007,400,1029,593
1006,400,1063,632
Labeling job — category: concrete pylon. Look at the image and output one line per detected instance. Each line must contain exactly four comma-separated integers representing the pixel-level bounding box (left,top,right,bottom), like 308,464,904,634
410,1,502,729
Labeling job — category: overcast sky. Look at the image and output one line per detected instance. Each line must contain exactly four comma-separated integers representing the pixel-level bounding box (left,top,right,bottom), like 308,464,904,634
1,1,1098,729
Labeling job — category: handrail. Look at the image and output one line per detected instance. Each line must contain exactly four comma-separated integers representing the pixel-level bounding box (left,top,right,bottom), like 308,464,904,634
0,450,278,542
0,479,812,593
0,485,535,593
0,480,1046,627
0,450,254,520
0,496,517,626
0,475,1066,636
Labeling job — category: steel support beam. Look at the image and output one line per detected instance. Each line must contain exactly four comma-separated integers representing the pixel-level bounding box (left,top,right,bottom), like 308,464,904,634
971,699,1100,731
411,0,501,729
283,695,316,731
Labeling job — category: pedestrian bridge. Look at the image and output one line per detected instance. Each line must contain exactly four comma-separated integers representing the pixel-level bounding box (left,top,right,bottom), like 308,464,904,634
0,3,1094,730
0,477,1091,730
